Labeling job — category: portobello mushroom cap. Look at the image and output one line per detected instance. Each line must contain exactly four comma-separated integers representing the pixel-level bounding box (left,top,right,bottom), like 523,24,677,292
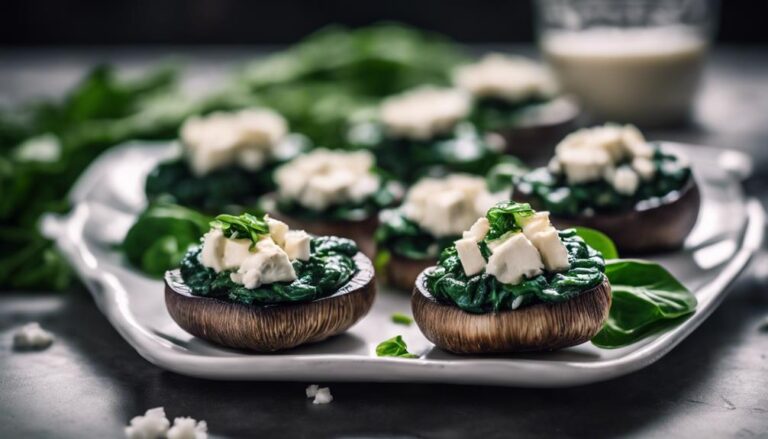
385,253,437,291
514,177,700,254
495,97,580,164
164,252,376,352
412,269,611,354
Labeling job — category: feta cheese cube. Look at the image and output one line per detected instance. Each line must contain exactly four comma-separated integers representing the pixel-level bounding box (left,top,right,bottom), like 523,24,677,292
221,238,252,270
167,417,208,439
124,407,170,439
313,387,333,405
519,212,550,236
284,230,311,261
486,233,543,285
528,229,570,272
462,217,490,241
455,237,486,276
632,157,656,181
200,229,226,272
612,166,640,196
230,238,297,289
13,322,53,350
267,217,289,247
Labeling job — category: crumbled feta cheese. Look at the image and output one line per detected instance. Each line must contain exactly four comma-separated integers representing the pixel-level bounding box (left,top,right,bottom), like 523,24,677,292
229,238,297,289
520,212,570,273
275,149,380,211
486,233,544,285
124,407,170,439
455,237,486,276
611,166,641,196
547,157,562,175
200,229,252,272
313,387,333,405
632,157,656,181
453,53,558,103
554,123,655,194
13,322,53,350
462,217,490,242
402,174,496,237
305,384,320,398
181,108,288,176
379,87,471,140
284,230,311,261
266,216,289,247
167,417,208,439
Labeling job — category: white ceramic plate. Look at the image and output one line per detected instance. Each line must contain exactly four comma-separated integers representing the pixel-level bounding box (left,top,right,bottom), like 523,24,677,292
42,141,764,387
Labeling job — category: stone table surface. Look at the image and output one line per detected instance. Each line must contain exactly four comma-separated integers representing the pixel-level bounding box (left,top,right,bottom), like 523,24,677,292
1,45,767,438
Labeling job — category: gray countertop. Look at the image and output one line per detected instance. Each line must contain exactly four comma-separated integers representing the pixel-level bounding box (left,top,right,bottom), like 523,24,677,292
2,45,768,438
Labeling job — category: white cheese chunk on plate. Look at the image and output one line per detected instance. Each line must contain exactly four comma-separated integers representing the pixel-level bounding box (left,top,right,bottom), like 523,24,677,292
41,141,763,387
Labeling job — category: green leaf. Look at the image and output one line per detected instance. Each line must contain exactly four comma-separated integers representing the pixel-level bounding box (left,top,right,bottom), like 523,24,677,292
485,201,534,240
375,335,418,358
210,213,270,248
391,313,413,325
122,203,211,277
592,260,697,348
573,227,619,259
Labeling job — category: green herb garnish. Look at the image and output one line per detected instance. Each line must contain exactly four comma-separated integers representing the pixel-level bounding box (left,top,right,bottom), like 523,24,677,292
592,260,697,348
210,213,270,248
122,203,211,277
376,335,418,358
391,313,413,325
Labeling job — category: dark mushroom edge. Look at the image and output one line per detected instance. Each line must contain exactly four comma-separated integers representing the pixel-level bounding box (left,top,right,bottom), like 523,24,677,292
165,250,375,352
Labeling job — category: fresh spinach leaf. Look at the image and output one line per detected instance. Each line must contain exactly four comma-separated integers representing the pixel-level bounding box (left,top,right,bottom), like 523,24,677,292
211,213,270,247
375,335,418,358
574,227,619,260
592,260,697,348
122,204,211,277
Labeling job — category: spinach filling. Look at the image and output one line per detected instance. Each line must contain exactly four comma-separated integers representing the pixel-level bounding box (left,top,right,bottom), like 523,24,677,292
146,159,277,212
515,145,692,216
180,236,359,306
424,202,605,314
375,211,456,260
347,122,505,183
469,96,551,132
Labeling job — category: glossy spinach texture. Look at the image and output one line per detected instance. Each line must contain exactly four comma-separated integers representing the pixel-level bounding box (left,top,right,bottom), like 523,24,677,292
469,96,551,132
347,122,506,184
375,335,418,358
122,204,212,278
425,228,605,314
374,210,456,261
179,236,359,306
514,145,692,216
592,260,697,348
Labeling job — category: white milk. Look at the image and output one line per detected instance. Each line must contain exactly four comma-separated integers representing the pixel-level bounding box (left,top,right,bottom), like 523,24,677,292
542,26,709,126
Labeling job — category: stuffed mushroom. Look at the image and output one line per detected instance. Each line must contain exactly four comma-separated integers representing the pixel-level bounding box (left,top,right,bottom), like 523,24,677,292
165,212,375,352
412,201,611,354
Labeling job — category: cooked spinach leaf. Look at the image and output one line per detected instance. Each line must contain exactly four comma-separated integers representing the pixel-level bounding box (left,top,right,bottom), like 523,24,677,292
348,122,505,183
375,335,418,358
122,204,211,277
426,228,605,313
485,201,534,240
180,236,359,305
514,146,692,216
592,260,697,348
375,210,455,260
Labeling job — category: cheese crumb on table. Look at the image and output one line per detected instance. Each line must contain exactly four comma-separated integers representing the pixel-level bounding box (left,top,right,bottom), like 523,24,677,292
167,417,208,439
305,384,320,398
13,322,53,350
313,387,334,405
124,407,170,439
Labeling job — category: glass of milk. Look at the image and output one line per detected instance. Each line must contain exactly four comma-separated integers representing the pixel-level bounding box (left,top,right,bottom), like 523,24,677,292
536,0,719,127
